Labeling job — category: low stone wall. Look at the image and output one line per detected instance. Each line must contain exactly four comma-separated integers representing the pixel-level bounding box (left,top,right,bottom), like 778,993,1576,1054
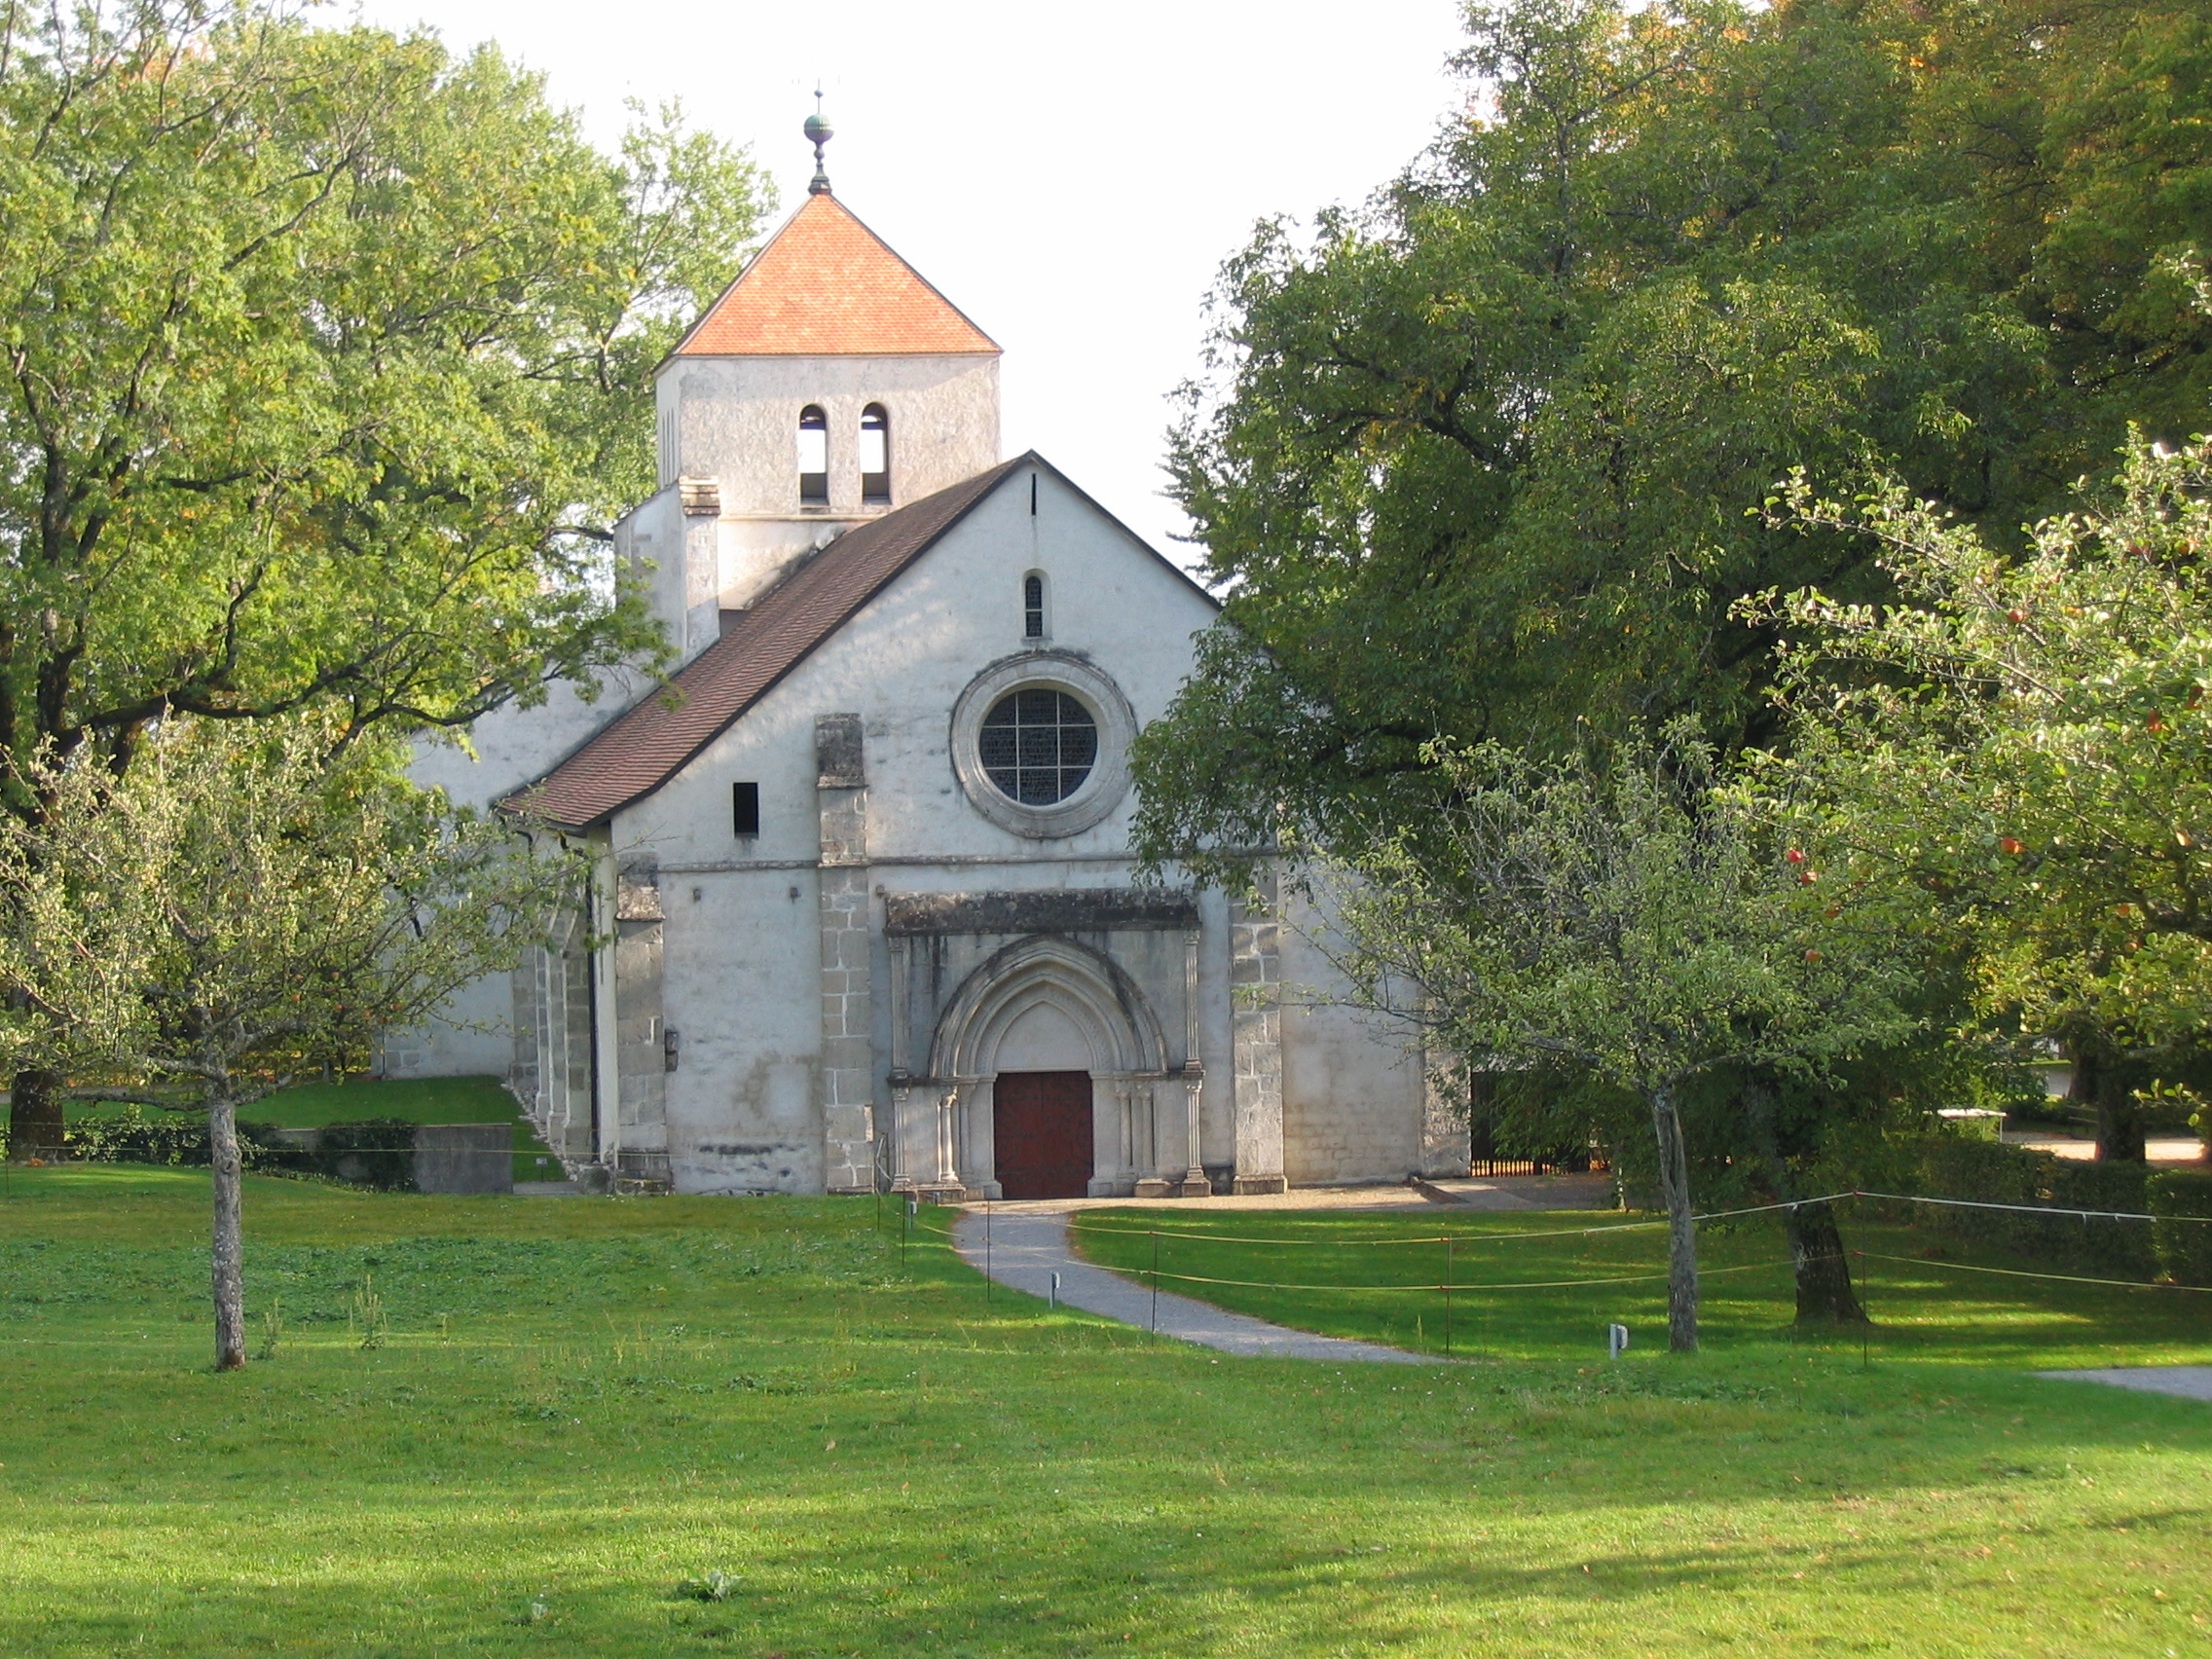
270,1122,513,1195
413,1124,514,1196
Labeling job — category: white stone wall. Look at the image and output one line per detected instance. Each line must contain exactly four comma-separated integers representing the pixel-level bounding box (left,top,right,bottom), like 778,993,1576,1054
398,669,653,1085
660,353,1000,518
1274,891,1431,1185
406,456,1433,1195
608,465,1246,1195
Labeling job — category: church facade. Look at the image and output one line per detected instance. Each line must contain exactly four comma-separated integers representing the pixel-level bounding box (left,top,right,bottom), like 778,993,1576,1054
404,160,1464,1198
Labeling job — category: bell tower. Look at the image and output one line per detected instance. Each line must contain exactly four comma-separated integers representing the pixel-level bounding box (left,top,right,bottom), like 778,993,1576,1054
619,105,1003,660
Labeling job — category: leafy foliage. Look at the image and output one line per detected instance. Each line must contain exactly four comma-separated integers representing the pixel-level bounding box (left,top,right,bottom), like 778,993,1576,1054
1762,431,2212,1154
0,1,767,786
0,722,576,1102
1134,0,2209,880
0,715,583,1364
1318,727,1916,1345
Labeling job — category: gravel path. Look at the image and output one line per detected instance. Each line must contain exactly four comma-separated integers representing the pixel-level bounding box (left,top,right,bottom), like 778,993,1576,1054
949,1208,1432,1364
2039,1366,2212,1402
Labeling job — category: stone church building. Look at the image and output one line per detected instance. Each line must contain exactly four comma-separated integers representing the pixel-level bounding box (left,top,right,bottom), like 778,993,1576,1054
406,138,1463,1198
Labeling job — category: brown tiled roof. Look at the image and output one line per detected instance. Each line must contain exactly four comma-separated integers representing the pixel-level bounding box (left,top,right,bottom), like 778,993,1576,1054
672,193,999,358
507,458,1027,830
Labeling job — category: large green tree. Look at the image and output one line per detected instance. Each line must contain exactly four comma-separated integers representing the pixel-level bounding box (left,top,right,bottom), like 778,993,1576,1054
1321,727,1914,1348
1133,0,2208,881
0,2,766,1150
1762,431,2212,1160
0,717,578,1370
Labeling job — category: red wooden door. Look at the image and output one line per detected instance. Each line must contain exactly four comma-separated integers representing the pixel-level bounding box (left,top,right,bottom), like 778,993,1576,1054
993,1071,1094,1199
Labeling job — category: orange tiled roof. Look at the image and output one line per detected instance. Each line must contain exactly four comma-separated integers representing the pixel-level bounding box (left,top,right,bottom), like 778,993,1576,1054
672,193,999,358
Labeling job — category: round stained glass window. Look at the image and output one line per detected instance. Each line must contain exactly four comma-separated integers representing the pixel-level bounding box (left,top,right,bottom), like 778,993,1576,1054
978,688,1097,805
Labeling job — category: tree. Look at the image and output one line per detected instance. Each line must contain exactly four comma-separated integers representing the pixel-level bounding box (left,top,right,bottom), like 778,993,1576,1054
0,2,767,1151
1760,430,2212,1160
1319,728,1915,1348
1132,0,2208,881
0,718,578,1370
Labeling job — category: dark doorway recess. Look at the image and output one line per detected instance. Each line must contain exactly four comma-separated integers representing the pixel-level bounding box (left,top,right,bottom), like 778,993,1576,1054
993,1071,1093,1199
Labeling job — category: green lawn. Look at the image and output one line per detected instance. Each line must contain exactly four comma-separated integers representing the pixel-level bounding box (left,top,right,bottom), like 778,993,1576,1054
1068,1201,2212,1370
0,1168,2207,1657
67,1075,568,1185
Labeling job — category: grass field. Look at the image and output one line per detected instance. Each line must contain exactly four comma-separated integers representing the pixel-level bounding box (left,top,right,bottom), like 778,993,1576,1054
1067,1201,2212,1370
1,1167,2209,1657
66,1075,568,1184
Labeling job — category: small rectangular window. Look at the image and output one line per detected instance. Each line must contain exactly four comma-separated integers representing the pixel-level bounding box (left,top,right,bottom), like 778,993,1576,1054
732,781,760,837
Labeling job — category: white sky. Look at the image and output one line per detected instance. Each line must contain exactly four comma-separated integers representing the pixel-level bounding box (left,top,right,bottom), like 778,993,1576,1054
348,0,1471,564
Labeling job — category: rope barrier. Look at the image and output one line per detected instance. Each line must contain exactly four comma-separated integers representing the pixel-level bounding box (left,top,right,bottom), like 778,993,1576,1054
1063,1193,1859,1248
1138,1259,1789,1295
1853,1190,2212,1226
905,1193,2211,1300
1852,1249,2212,1294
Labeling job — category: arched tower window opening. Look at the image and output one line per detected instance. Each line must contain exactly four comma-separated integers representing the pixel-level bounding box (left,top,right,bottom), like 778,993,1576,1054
1023,571,1047,640
797,405,829,504
860,404,891,505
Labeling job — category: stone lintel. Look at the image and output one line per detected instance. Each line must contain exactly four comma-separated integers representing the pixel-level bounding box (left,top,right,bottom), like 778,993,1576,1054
883,887,1198,938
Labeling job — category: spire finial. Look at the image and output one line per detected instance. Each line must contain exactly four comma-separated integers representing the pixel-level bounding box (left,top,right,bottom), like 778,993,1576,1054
803,88,833,196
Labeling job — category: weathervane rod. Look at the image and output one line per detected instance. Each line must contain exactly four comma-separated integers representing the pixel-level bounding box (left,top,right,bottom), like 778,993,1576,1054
804,87,834,197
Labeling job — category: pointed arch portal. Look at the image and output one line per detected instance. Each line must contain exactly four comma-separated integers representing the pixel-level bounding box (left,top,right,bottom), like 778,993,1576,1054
903,935,1170,1198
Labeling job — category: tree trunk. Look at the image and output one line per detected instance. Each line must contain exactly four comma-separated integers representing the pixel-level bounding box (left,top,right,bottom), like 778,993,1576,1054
1782,1200,1866,1325
1742,1080,1867,1325
209,1094,246,1372
8,1066,65,1159
1647,1081,1698,1352
2070,1034,2146,1162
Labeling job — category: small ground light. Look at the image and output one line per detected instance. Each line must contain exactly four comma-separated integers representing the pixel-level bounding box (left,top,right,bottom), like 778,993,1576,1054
1608,1323,1630,1359
1050,1272,1062,1310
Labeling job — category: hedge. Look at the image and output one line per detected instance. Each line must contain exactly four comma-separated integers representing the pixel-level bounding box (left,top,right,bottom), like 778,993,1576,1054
58,1109,317,1174
2149,1168,2212,1287
1888,1131,2210,1284
50,1108,417,1192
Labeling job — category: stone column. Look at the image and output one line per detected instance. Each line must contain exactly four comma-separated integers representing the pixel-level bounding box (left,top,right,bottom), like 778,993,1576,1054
815,714,875,1195
913,1086,964,1203
1176,1066,1211,1198
1114,1080,1136,1190
1133,1079,1175,1199
610,854,672,1190
1230,873,1288,1195
885,1083,913,1190
588,839,621,1185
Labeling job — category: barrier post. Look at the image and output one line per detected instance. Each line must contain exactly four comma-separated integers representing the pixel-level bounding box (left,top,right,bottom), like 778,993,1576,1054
1443,1235,1454,1357
984,1198,992,1304
1150,1230,1160,1333
1856,1247,1869,1370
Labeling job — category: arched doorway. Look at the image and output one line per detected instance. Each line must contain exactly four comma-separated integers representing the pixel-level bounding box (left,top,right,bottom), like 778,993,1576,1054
925,936,1168,1199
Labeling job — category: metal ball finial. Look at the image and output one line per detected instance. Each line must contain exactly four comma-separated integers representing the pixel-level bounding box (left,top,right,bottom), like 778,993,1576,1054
804,88,833,196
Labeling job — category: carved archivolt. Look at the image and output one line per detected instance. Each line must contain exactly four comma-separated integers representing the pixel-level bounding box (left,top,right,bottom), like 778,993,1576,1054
927,933,1167,1082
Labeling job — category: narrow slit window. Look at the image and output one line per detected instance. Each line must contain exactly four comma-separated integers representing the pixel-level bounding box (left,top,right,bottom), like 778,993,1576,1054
732,781,760,837
1023,572,1046,640
860,404,890,504
797,406,829,503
